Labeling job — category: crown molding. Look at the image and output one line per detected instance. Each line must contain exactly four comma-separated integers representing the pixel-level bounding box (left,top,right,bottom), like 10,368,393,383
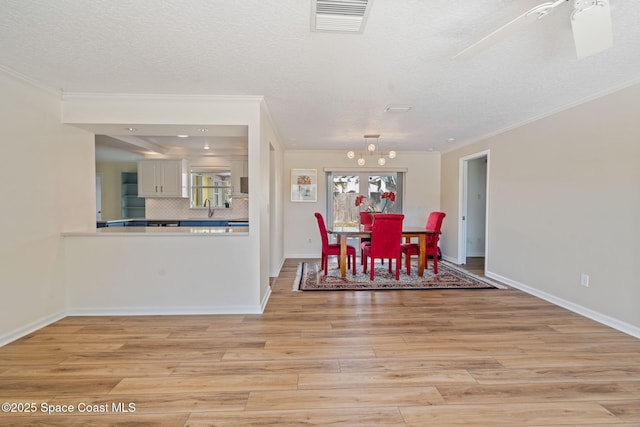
0,64,61,97
61,92,265,103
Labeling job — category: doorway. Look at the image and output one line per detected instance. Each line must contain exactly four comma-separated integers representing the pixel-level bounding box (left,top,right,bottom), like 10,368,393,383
458,150,489,269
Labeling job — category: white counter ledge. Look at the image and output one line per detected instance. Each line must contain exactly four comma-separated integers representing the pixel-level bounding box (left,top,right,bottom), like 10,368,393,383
63,226,249,236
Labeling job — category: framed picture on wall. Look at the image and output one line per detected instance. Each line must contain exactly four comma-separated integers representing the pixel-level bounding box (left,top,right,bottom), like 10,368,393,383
291,169,317,202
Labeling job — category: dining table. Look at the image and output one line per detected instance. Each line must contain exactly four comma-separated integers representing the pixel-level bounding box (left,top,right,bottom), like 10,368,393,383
329,226,439,278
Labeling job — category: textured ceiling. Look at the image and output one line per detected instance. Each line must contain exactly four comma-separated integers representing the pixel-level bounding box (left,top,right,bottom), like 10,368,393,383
1,0,639,154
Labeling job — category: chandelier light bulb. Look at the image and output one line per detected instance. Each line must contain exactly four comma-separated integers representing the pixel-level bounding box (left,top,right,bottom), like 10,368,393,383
350,135,394,165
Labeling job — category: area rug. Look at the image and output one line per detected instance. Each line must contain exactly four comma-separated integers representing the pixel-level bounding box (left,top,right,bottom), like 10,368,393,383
293,260,504,291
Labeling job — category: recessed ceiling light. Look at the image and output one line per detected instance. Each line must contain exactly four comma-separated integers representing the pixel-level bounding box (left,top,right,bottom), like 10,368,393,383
446,137,456,143
203,144,210,150
384,105,412,113
177,134,189,138
198,128,208,132
125,127,137,132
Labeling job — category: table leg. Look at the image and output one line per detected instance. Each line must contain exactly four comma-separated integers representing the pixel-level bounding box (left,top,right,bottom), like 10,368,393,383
418,234,426,277
340,235,347,278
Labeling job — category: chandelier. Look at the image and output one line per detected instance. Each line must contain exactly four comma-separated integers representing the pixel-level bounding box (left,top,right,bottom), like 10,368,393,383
347,134,396,166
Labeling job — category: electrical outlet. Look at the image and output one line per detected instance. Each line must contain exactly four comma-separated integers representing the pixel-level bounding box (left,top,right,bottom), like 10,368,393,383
580,273,589,287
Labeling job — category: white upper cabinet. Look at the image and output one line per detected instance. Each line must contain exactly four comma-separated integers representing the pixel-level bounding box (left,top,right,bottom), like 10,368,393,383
137,159,189,198
230,159,248,195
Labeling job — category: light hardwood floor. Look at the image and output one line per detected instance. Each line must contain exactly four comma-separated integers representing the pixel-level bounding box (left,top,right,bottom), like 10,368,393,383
1,258,640,426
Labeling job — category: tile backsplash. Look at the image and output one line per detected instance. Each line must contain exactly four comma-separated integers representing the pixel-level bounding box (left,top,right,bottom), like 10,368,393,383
145,197,248,220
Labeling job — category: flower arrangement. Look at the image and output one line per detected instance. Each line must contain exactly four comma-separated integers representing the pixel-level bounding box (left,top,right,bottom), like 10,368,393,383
355,191,396,213
381,191,396,213
355,194,376,212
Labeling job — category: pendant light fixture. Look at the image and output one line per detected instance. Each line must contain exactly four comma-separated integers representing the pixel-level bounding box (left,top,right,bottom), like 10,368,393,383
347,134,396,166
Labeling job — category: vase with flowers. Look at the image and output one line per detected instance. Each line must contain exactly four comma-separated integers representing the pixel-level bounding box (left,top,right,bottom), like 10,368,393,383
355,192,396,213
380,191,396,213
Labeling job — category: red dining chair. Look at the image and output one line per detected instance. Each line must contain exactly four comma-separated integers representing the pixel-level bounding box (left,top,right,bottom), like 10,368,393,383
359,211,373,264
362,214,404,280
314,212,356,275
401,211,446,274
359,211,374,231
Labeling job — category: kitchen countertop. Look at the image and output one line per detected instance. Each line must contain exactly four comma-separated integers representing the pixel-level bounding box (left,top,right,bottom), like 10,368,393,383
65,226,249,236
97,218,249,224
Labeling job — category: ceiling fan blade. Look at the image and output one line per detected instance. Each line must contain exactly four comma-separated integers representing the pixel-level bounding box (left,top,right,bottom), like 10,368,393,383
452,1,560,60
571,0,613,59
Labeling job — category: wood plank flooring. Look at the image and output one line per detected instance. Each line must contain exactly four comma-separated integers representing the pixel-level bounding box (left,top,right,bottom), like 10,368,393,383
1,258,640,426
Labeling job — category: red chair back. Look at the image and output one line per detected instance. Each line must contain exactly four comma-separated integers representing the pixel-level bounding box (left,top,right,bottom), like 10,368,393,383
425,211,446,247
314,212,330,251
359,211,373,231
369,214,404,258
426,211,446,231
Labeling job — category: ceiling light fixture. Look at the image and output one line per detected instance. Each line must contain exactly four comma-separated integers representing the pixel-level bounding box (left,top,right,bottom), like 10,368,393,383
347,134,396,166
198,128,208,132
177,134,189,138
125,127,137,132
384,104,412,113
203,144,210,150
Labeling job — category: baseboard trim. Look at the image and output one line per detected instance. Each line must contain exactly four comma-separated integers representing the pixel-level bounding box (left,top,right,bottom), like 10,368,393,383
466,252,485,257
0,310,66,347
486,270,640,339
260,287,272,313
285,253,319,259
1,303,268,346
66,305,264,316
442,254,459,263
270,258,286,278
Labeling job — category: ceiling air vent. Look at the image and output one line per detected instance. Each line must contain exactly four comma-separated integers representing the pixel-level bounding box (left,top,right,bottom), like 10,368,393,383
311,0,373,33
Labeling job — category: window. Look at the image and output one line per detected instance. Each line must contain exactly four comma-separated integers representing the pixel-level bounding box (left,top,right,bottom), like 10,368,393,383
327,171,403,228
190,170,232,208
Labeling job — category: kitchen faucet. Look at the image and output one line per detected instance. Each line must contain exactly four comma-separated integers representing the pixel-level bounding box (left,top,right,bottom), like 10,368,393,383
203,199,214,218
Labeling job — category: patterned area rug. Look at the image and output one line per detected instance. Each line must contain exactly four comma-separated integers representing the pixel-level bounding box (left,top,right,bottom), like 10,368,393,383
293,260,503,291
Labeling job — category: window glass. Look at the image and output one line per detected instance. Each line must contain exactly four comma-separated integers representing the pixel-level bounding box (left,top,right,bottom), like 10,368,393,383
190,172,232,208
328,172,402,228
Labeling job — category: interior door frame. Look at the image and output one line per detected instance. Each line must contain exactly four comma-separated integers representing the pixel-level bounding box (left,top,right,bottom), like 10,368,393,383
95,173,103,221
457,149,490,267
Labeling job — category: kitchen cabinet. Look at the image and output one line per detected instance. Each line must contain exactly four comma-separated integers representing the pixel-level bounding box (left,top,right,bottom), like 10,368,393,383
138,159,189,198
121,172,145,218
178,220,249,227
126,220,149,226
230,160,248,195
179,220,228,227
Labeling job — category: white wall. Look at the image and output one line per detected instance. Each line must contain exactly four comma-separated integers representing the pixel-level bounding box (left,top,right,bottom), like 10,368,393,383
441,81,640,335
64,235,259,314
61,94,273,313
263,104,286,278
95,161,138,220
283,150,441,258
0,70,95,344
